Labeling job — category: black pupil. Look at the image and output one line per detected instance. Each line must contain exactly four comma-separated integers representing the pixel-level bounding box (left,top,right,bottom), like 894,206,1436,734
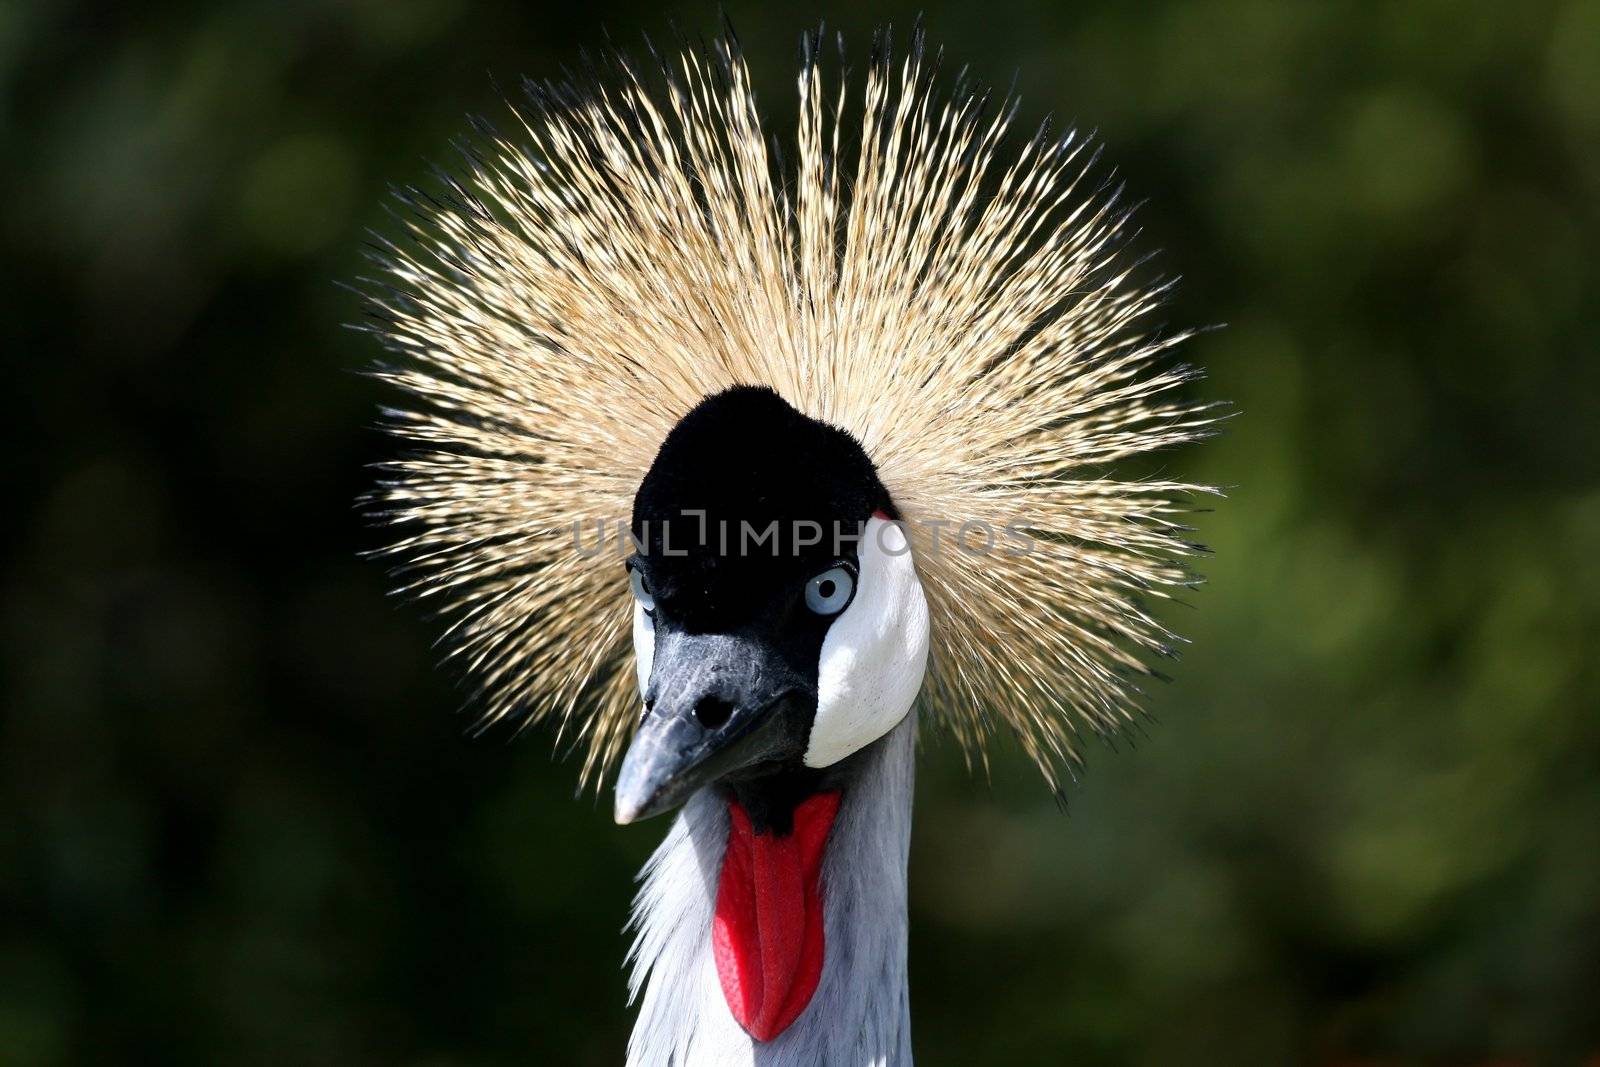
818,579,835,599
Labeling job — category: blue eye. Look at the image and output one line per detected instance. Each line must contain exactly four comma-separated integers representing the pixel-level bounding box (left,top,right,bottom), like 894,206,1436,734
629,568,655,611
805,566,855,615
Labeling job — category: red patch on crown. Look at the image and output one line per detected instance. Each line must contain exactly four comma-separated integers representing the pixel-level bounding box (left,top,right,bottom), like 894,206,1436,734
712,791,841,1042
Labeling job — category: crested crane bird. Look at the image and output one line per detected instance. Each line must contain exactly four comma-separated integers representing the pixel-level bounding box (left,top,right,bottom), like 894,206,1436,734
365,27,1218,1066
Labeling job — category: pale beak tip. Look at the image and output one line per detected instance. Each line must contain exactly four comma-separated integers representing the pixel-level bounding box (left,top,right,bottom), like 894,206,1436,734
613,794,643,826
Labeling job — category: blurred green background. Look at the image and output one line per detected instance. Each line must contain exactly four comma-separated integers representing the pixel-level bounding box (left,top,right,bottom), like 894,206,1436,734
4,0,1599,1063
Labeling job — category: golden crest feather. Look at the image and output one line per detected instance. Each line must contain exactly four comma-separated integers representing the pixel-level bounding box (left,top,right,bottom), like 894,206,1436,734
365,29,1220,790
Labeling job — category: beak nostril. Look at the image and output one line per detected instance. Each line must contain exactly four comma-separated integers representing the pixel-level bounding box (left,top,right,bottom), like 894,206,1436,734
694,696,734,731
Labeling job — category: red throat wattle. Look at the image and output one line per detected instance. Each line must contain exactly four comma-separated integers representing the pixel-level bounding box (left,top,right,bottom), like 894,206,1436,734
712,791,841,1041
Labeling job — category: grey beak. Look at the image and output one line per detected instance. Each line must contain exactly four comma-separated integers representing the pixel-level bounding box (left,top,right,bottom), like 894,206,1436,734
613,630,811,825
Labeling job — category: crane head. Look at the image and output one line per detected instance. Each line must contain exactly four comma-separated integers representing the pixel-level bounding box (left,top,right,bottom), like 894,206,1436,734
614,386,930,825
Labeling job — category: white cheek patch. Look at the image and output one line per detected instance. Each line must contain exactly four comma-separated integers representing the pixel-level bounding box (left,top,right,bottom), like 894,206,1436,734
632,602,655,699
805,516,930,768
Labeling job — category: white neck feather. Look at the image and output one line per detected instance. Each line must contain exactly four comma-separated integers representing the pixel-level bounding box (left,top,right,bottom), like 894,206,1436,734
624,711,917,1067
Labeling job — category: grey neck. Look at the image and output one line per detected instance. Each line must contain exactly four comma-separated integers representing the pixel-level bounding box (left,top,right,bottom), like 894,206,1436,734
624,710,917,1067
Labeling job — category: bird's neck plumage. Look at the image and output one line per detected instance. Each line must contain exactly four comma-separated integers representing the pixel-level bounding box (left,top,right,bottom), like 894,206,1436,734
625,711,916,1067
